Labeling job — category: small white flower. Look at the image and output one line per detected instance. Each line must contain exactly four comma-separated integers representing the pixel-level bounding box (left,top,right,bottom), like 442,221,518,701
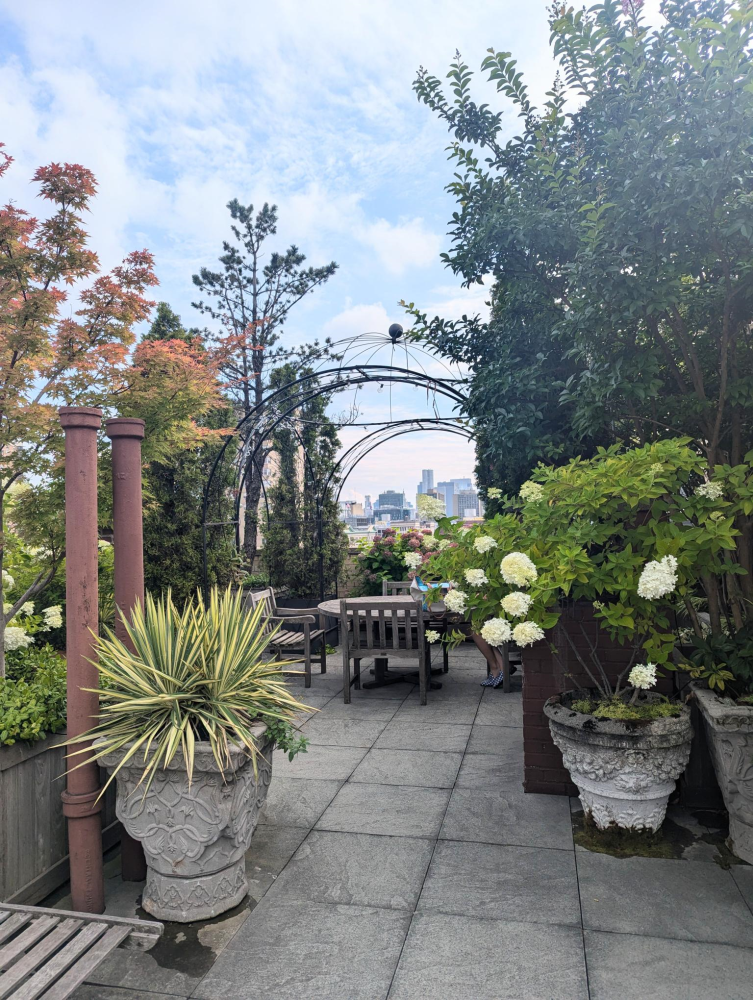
464,569,489,587
458,526,471,536
473,535,498,554
480,617,513,646
649,463,664,475
98,539,111,549
628,663,658,690
2,570,14,590
487,487,502,499
500,592,532,618
403,552,423,570
43,606,63,629
21,601,34,615
4,626,33,652
437,539,452,551
695,481,723,501
500,552,538,587
637,555,678,600
425,629,441,643
512,621,545,647
444,589,468,614
519,481,545,503
417,494,446,521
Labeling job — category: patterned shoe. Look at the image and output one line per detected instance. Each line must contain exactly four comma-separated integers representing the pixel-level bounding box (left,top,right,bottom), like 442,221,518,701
490,671,506,689
480,673,497,687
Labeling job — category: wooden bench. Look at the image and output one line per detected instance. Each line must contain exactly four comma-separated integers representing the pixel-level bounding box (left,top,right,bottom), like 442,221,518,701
246,588,327,688
0,902,162,999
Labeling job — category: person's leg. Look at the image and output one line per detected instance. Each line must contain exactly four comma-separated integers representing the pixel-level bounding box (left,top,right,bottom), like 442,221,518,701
471,633,502,685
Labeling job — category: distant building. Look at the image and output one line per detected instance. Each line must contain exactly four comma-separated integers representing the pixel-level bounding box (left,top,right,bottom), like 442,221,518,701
364,495,373,518
416,469,434,497
453,488,481,519
377,489,410,521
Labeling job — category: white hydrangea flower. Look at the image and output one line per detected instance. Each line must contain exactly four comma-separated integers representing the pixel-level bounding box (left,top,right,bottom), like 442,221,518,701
500,552,538,587
458,526,471,536
43,606,63,629
512,621,545,647
2,570,14,590
637,555,678,600
425,629,441,643
487,487,502,499
649,463,664,475
695,481,723,500
628,663,658,690
473,535,498,554
4,626,33,652
21,601,34,615
480,617,513,646
444,589,468,614
403,552,423,570
519,481,545,503
464,569,489,587
437,539,452,551
417,494,446,520
500,592,533,618
98,539,111,549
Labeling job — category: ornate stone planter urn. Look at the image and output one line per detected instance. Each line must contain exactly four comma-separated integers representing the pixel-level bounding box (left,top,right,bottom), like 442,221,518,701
694,687,753,864
544,693,692,831
101,724,272,922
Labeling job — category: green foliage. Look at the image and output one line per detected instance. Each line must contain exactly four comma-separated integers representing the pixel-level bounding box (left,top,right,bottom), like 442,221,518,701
0,653,66,745
686,622,753,696
571,697,682,721
411,1,753,490
422,439,751,690
263,717,309,762
69,587,312,792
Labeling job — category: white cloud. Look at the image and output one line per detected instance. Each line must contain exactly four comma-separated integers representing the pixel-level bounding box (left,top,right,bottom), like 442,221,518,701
356,217,442,276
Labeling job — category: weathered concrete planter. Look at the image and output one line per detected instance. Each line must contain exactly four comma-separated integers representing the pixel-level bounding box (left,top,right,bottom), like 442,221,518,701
544,694,692,831
695,687,753,864
101,724,273,922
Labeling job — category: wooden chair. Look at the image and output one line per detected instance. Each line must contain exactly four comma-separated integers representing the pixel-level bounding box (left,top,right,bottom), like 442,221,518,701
0,901,161,999
247,588,327,688
383,580,450,675
340,596,430,705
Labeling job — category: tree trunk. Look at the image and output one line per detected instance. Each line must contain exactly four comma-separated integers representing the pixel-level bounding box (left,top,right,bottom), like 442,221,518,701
243,448,263,567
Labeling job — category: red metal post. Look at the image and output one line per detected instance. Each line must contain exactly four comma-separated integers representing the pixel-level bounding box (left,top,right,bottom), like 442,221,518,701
60,406,105,914
106,417,148,882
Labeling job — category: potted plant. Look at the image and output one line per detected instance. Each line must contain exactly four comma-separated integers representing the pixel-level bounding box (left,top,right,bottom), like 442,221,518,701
68,586,310,922
419,440,753,830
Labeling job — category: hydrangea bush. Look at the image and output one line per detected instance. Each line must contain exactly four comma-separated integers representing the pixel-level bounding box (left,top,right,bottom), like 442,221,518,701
355,528,437,595
421,439,749,712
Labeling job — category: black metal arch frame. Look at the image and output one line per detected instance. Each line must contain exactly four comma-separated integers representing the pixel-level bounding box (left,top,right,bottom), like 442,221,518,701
201,361,470,599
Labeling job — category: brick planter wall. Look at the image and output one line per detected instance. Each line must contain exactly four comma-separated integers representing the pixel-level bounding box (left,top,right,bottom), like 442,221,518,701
522,603,672,796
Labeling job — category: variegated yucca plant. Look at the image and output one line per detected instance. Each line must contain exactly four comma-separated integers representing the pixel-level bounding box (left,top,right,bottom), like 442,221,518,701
67,586,310,794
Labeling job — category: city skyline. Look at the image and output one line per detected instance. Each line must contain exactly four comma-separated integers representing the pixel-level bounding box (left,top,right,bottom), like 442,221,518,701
338,448,477,504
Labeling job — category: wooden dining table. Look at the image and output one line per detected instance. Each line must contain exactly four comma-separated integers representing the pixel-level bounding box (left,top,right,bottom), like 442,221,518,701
317,596,447,690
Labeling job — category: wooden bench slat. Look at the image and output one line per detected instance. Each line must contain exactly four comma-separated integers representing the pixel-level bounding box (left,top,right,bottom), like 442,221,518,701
0,917,9,928
0,906,161,954
0,917,32,948
37,925,130,1000
0,921,82,1000
8,923,107,1000
0,917,59,972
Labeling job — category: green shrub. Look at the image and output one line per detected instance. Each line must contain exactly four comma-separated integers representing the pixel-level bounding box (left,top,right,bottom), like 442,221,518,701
6,643,64,683
570,697,681,722
0,657,66,745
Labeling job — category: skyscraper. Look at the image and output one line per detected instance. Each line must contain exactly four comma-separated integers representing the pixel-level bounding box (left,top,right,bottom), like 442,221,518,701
416,469,434,497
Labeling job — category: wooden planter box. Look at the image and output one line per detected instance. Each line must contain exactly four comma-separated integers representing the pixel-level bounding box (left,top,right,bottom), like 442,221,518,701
0,732,119,904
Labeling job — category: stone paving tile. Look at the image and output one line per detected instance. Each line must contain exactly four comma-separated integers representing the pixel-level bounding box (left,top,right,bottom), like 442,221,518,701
440,784,573,850
193,898,410,1000
374,720,471,753
273,743,368,779
474,691,523,727
732,864,753,915
465,723,524,758
454,751,523,789
73,989,187,1000
268,830,434,910
350,748,463,788
391,698,481,725
418,840,580,926
300,716,389,747
244,825,309,900
584,930,753,1000
259,776,344,829
318,699,405,721
387,912,588,1000
578,852,753,946
316,782,451,838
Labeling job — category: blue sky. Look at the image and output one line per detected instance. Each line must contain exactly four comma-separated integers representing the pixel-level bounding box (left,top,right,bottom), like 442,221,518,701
0,0,661,501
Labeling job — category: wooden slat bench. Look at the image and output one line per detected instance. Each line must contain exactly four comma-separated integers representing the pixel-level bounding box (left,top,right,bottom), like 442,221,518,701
0,903,162,999
247,588,327,688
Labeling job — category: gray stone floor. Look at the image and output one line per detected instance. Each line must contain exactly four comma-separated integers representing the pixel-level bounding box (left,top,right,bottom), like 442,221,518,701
64,646,753,1000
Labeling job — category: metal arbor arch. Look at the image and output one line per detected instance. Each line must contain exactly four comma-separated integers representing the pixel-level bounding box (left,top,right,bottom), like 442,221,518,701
202,345,470,599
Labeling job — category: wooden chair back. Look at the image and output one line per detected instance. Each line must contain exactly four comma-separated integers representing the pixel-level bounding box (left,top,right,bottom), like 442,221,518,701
340,596,426,657
247,587,278,635
381,580,415,597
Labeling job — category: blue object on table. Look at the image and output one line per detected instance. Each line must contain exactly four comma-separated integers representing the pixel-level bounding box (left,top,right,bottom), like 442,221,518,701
412,577,450,609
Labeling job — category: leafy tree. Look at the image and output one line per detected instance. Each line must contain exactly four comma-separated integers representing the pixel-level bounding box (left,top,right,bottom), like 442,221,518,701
261,366,347,598
410,0,753,490
134,305,238,604
192,202,338,566
0,146,157,673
